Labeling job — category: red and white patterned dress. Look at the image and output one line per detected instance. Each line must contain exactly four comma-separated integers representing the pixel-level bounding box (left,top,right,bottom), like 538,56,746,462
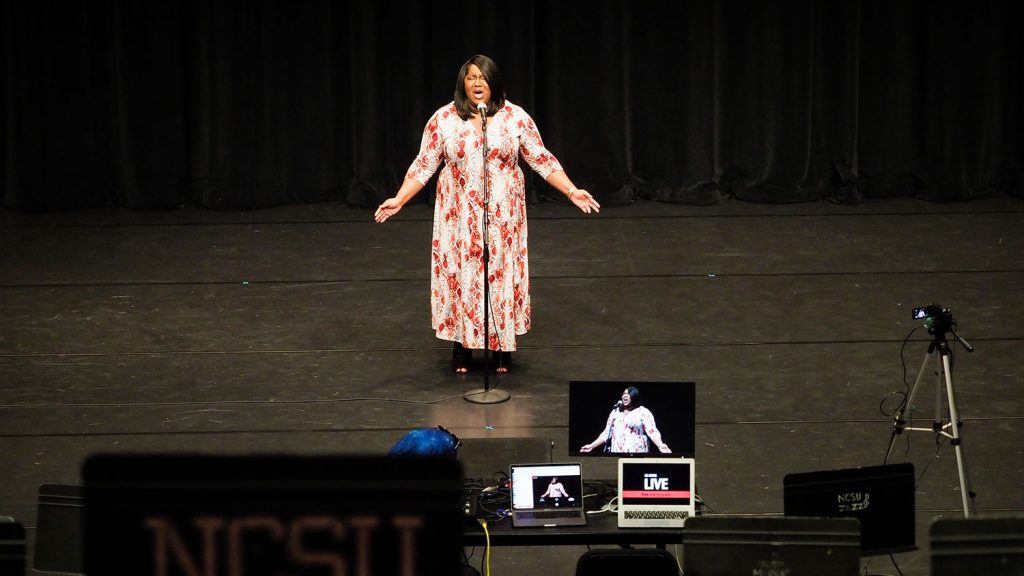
406,101,563,351
600,407,663,453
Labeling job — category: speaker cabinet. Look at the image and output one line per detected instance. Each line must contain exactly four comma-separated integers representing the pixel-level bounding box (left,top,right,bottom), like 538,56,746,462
34,484,83,574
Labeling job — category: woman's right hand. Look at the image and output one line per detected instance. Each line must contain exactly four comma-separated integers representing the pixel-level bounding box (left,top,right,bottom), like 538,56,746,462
374,197,402,223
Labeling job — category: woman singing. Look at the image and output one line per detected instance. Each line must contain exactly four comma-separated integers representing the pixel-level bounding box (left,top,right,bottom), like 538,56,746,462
579,386,671,454
374,55,600,374
539,477,570,500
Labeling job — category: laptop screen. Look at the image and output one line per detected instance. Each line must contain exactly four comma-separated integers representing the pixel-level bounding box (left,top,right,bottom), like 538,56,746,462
510,463,583,511
619,458,694,507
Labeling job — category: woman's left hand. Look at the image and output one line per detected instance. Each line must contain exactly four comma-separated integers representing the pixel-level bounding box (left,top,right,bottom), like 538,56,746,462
569,189,601,214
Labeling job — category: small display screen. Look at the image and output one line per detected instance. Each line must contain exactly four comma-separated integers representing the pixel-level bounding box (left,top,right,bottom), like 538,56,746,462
620,461,692,506
568,381,696,457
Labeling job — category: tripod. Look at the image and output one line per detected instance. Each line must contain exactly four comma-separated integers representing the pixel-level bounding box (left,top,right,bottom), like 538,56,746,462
885,315,975,517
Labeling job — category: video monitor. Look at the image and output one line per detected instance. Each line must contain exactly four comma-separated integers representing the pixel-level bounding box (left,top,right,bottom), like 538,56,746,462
568,381,696,457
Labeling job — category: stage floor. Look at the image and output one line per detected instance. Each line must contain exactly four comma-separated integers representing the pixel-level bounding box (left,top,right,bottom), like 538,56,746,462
2,196,1023,575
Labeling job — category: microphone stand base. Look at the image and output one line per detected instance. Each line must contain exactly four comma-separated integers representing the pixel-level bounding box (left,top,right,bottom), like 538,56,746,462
463,388,511,404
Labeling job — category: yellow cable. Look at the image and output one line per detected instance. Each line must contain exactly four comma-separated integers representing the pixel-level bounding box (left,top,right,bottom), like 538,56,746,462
480,519,491,576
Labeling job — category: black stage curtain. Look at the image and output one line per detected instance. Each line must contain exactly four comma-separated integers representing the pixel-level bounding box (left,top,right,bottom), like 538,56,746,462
2,0,1021,211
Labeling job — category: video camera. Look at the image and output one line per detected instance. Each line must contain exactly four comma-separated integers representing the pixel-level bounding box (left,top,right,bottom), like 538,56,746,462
912,304,954,335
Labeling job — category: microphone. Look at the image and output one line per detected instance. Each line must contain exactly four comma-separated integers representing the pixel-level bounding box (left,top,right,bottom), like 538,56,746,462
477,102,487,128
613,400,623,411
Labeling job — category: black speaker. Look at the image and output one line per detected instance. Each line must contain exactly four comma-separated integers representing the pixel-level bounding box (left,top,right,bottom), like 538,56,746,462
682,516,861,576
0,516,26,576
34,484,83,574
931,515,1024,576
82,454,464,576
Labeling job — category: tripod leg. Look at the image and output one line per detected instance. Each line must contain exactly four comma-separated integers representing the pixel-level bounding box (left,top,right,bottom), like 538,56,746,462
886,351,933,463
933,353,945,433
941,350,975,517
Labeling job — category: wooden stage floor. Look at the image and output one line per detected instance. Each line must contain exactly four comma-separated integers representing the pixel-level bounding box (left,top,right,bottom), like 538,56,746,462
2,196,1022,575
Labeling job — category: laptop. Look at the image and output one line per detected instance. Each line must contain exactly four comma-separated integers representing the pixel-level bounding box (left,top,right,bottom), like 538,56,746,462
509,462,587,527
784,462,916,555
617,457,696,528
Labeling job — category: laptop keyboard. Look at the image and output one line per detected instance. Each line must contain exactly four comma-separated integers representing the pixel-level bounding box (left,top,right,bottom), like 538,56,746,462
623,510,689,520
517,510,582,520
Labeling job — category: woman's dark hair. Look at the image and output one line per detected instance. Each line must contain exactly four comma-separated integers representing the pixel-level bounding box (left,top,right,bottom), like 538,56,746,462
624,386,642,410
454,54,506,120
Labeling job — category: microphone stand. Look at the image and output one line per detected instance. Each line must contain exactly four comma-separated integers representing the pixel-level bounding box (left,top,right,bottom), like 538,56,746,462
604,404,619,453
465,104,510,404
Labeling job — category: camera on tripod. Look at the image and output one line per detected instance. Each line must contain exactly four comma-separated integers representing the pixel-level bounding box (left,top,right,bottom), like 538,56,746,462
890,302,976,517
912,304,954,335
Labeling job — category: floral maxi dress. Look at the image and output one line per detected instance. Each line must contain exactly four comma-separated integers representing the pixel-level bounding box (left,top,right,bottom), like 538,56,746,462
405,101,563,351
